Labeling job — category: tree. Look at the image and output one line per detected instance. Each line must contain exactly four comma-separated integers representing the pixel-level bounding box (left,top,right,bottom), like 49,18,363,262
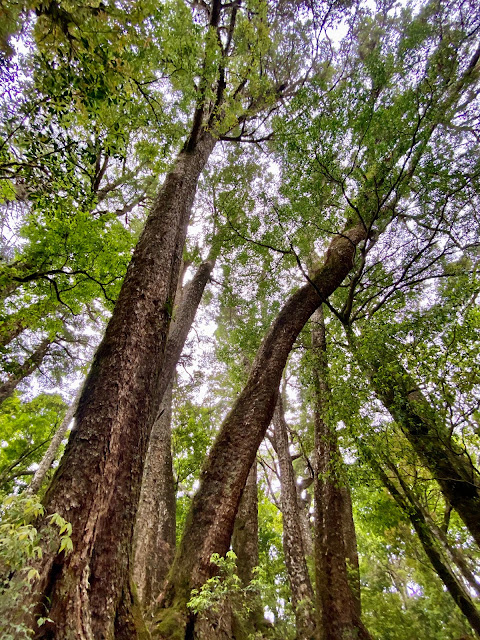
1,0,480,638
5,1,328,636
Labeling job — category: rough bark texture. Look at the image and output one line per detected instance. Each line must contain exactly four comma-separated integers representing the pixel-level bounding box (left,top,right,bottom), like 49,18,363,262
312,308,370,640
348,329,480,547
133,257,216,610
367,449,480,634
273,397,318,640
0,337,51,405
26,393,79,495
133,383,176,610
153,220,368,639
24,131,216,640
232,462,259,587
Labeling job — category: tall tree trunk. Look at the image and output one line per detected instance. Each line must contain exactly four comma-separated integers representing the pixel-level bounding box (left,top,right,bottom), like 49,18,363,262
296,481,314,559
232,462,267,637
155,256,217,408
312,308,370,640
134,383,176,610
273,396,318,640
0,337,51,405
22,130,216,640
133,255,217,608
346,327,480,547
364,446,480,635
153,220,367,639
340,487,361,614
26,392,79,496
232,462,259,587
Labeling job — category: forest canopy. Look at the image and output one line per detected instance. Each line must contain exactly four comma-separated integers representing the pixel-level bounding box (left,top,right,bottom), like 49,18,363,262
0,0,479,639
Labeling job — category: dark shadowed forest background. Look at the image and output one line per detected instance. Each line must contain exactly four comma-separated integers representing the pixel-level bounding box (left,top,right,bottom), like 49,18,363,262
0,0,479,638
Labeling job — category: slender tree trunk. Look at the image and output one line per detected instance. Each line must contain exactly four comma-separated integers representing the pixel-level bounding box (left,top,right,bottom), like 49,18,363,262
296,482,314,558
232,462,267,637
232,462,259,587
134,383,176,610
26,393,79,496
340,487,361,615
312,308,370,640
156,256,217,408
0,337,51,405
153,220,368,639
20,131,216,640
273,396,318,640
133,255,217,609
346,327,480,547
385,459,480,597
365,447,480,635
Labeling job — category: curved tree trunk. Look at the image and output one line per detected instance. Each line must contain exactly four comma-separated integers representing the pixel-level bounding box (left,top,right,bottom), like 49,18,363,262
312,308,370,640
273,396,318,640
347,327,480,547
22,130,216,640
153,220,367,639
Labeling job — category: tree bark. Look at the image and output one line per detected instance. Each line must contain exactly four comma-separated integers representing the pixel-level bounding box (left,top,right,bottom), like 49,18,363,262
155,256,217,409
312,308,370,640
296,481,314,559
232,462,259,587
153,220,368,639
22,130,216,640
133,383,176,611
346,327,480,548
0,337,51,405
133,255,217,609
273,396,318,640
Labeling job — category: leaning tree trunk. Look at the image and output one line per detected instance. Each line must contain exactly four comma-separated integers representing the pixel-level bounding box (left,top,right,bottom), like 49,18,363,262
346,326,480,548
273,396,318,640
133,383,176,610
385,457,480,597
364,446,480,635
26,392,80,496
312,307,370,640
21,130,216,640
153,219,368,639
133,256,217,609
0,337,51,405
